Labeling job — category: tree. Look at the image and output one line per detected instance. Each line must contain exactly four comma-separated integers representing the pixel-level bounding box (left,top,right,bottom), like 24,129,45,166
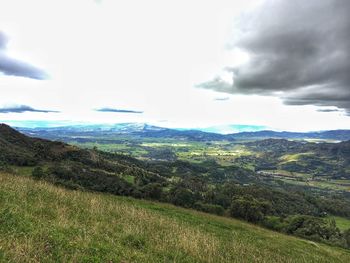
141,183,163,200
170,187,195,208
229,195,271,223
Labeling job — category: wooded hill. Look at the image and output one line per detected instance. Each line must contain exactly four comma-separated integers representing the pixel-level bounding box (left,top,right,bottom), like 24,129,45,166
1,123,350,249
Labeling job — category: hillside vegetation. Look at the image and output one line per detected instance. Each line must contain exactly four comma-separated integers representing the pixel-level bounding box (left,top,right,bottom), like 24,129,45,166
2,123,350,249
1,172,350,263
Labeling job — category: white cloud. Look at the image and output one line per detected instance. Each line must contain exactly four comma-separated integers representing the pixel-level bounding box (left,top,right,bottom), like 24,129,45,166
0,0,349,131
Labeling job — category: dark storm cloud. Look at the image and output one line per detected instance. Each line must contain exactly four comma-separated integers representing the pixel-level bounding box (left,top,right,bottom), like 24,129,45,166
317,108,341,113
199,77,233,94
0,32,48,79
0,105,59,113
197,0,350,114
96,108,143,114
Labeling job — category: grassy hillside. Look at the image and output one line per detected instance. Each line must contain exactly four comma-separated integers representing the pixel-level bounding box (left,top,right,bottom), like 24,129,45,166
2,123,350,251
1,172,350,263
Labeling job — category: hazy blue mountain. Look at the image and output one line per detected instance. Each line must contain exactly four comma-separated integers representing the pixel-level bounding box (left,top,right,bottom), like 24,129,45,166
230,130,350,141
16,123,350,141
17,123,235,142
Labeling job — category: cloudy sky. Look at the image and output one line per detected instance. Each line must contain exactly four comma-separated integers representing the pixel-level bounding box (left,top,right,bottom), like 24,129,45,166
0,0,349,132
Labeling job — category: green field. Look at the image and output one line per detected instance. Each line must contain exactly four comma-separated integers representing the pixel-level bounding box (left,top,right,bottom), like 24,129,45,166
1,172,350,262
72,139,255,165
71,138,350,193
330,216,350,232
279,152,314,164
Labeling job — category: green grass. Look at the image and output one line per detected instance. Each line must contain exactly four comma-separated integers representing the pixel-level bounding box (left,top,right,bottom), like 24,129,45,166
279,152,314,164
71,140,254,165
261,169,350,192
259,169,309,178
124,174,135,184
9,166,35,176
1,172,350,262
308,180,350,192
70,141,149,157
330,216,350,232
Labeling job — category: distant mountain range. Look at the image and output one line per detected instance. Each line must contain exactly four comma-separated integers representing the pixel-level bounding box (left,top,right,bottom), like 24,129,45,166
229,129,350,141
15,123,350,141
17,123,234,142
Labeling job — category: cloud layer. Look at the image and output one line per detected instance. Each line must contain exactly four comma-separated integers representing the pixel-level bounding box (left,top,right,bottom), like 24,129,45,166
0,32,47,79
0,105,59,113
96,108,143,114
198,0,350,114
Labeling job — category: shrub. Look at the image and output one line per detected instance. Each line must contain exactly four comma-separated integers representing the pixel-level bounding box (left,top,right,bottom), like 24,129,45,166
170,187,195,208
229,195,271,223
32,166,45,179
141,183,163,199
194,202,225,216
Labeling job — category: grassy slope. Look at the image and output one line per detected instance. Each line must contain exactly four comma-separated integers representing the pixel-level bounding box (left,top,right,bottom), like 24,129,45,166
1,173,350,263
331,216,350,232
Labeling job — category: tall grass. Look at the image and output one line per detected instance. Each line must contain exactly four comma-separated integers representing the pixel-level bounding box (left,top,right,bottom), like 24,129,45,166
0,172,349,262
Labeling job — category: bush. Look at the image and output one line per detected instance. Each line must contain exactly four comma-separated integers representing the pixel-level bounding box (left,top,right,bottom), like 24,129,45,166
344,229,350,248
271,215,343,245
262,216,288,231
194,202,225,216
229,195,271,223
32,167,45,179
141,183,163,200
170,187,195,208
47,163,135,196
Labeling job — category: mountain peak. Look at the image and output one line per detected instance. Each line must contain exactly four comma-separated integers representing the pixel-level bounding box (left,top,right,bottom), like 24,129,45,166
0,123,15,131
0,123,28,141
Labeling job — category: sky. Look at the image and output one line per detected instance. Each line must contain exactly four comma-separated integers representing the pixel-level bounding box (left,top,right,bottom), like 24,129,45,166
0,0,350,132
